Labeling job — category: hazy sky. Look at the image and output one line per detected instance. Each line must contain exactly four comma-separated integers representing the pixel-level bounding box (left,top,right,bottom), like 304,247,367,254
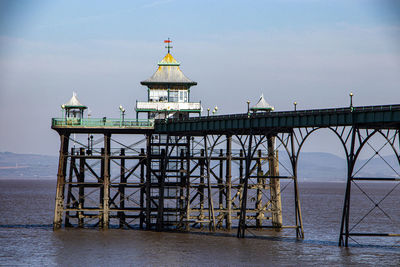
0,0,399,156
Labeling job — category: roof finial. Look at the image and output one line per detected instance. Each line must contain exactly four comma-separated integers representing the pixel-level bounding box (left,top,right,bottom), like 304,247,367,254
164,38,172,53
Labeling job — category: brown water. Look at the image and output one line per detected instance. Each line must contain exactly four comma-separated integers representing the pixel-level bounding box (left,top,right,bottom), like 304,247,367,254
0,179,399,266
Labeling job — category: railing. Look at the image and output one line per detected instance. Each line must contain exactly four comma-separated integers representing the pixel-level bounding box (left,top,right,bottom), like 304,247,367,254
52,118,154,128
52,104,400,129
136,101,202,111
163,104,400,123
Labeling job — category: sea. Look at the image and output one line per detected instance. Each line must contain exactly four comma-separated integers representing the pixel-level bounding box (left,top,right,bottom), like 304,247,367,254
0,179,399,266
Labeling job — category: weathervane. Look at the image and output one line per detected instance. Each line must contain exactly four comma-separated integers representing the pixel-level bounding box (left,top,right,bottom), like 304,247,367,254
164,38,172,53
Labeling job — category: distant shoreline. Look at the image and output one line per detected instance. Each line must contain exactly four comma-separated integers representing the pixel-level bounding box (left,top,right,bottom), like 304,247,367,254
0,177,347,183
0,166,29,169
0,176,56,180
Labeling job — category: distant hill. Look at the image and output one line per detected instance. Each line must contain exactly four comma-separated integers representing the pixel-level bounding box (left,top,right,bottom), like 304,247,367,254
295,152,347,182
0,151,397,181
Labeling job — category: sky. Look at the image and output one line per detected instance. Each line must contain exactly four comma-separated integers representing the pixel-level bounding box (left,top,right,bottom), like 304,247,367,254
0,0,399,156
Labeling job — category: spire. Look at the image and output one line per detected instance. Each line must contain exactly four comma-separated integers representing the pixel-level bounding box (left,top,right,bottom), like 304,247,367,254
164,38,172,54
140,40,197,87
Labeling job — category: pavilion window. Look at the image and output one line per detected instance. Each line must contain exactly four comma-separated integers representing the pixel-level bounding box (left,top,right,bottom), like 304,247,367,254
178,90,188,103
149,90,168,102
169,90,179,102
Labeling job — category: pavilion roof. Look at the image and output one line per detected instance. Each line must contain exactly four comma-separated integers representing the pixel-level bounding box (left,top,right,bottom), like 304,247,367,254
141,53,197,87
250,94,274,111
63,92,87,109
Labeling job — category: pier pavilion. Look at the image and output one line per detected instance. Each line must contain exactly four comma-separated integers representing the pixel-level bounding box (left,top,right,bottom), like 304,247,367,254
136,39,201,120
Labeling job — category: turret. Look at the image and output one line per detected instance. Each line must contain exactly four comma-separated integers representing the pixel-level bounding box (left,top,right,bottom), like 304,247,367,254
136,39,201,120
61,92,87,124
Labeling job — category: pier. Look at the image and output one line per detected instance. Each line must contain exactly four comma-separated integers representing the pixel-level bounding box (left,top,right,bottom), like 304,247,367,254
51,41,400,247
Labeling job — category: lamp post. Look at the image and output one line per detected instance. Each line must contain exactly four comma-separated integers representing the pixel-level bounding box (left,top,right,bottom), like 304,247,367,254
294,101,297,111
61,104,65,121
207,108,210,117
213,106,218,115
349,92,353,109
88,135,93,155
247,100,250,117
119,105,126,126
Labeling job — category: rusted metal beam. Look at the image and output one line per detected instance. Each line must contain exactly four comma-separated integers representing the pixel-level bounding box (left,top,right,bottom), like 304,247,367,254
53,133,69,230
102,133,111,229
225,135,232,230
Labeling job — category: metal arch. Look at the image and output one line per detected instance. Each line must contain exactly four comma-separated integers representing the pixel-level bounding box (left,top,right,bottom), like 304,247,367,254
351,128,379,168
234,134,267,159
338,128,381,247
234,134,250,156
373,129,400,166
276,127,353,168
275,127,384,246
274,128,318,170
274,133,292,167
275,126,360,239
292,127,320,165
204,134,224,158
277,127,387,245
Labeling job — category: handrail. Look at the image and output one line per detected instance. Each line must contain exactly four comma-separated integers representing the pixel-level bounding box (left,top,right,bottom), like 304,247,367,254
52,118,154,128
52,103,400,129
160,104,400,124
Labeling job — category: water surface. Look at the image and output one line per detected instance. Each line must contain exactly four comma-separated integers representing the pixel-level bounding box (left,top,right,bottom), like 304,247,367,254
0,179,399,266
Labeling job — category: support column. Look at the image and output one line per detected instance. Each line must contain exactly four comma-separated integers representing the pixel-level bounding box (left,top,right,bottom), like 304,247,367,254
53,133,70,230
199,149,205,227
185,137,192,230
102,133,111,229
256,149,263,228
99,148,105,227
156,149,166,231
238,149,244,218
218,149,224,226
239,150,244,184
204,136,216,231
145,134,151,230
269,136,282,229
339,127,356,246
78,147,85,227
225,135,232,230
179,149,185,229
290,131,304,238
238,134,253,238
64,148,74,227
140,148,145,229
119,148,126,228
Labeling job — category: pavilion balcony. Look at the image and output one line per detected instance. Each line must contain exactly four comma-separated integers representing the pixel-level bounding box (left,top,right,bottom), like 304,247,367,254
136,101,202,112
